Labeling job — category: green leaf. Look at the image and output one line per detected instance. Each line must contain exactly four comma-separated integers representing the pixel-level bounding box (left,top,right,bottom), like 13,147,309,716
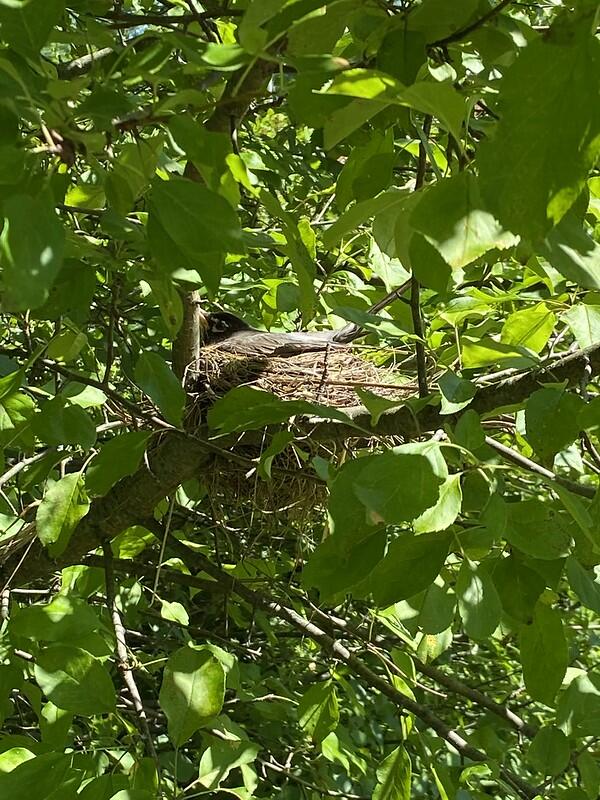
46,331,87,363
323,189,407,250
438,370,477,415
505,500,572,560
525,387,584,462
34,645,116,715
0,753,73,799
411,173,518,269
197,734,259,791
557,672,600,737
298,681,339,744
413,474,462,533
134,352,185,427
36,474,90,557
528,726,570,776
539,213,600,289
492,556,545,623
33,398,97,449
456,560,502,640
352,450,444,525
86,432,152,496
159,646,225,747
577,751,600,799
148,177,244,255
563,303,600,348
373,745,411,800
105,139,161,217
479,16,600,239
500,303,556,354
368,531,452,606
147,274,184,339
0,0,64,57
11,595,100,643
207,386,352,435
257,430,294,480
0,193,65,311
566,556,600,614
520,602,568,706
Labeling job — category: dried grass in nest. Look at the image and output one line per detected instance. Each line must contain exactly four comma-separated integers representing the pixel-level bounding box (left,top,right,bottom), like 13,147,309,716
188,345,417,529
190,344,417,408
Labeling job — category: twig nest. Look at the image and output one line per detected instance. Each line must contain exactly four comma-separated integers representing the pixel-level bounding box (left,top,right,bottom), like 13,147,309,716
185,345,418,534
189,345,416,408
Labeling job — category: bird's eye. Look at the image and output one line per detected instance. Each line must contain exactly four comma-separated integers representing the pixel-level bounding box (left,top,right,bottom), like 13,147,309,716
210,318,228,333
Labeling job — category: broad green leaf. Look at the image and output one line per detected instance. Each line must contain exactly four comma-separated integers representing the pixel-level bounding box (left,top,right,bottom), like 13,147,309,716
413,474,462,533
373,745,411,800
491,556,545,623
557,672,600,737
400,81,465,145
563,303,600,348
257,430,294,480
34,645,116,715
110,792,154,800
528,726,570,775
0,747,34,772
566,556,600,614
500,303,556,354
160,600,189,627
461,337,534,369
298,680,339,744
577,751,600,799
197,735,259,791
539,214,600,289
323,189,407,250
352,451,443,525
147,274,184,339
411,173,518,269
46,330,87,363
207,386,352,434
32,398,96,449
479,15,600,239
134,352,185,426
456,560,502,640
86,431,152,496
335,130,395,209
525,387,584,462
505,500,572,560
0,753,73,798
438,370,476,415
11,596,100,643
36,474,90,557
159,646,225,747
105,139,161,217
520,602,568,706
148,178,244,255
0,193,65,311
0,0,64,57
407,0,479,41
368,532,452,606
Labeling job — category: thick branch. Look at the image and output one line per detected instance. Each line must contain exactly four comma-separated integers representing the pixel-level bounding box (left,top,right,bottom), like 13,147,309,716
311,342,600,441
0,433,212,587
135,544,540,800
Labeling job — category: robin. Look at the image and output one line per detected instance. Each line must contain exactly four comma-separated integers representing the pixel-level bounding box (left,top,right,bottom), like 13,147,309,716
203,311,363,357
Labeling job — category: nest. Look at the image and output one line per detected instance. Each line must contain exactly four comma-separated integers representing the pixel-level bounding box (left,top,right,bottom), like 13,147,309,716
190,345,416,408
186,345,418,539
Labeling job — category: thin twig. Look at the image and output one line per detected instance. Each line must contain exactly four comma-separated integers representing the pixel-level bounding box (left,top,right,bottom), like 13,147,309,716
150,542,540,800
411,115,431,398
485,436,595,499
103,543,158,761
429,0,514,47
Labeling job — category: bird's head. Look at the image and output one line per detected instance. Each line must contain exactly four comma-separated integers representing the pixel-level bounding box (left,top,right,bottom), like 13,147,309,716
205,311,253,343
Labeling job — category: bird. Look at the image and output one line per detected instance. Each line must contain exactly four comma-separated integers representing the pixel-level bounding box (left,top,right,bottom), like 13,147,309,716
203,311,364,357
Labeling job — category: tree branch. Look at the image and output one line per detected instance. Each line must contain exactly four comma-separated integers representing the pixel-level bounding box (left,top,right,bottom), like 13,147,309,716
129,543,540,800
429,0,514,47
